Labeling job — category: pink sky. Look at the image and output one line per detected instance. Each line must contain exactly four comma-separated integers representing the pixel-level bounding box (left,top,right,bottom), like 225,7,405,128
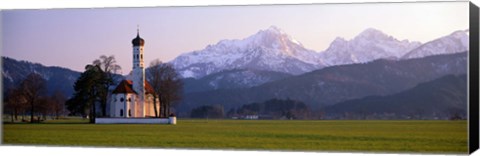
2,1,468,72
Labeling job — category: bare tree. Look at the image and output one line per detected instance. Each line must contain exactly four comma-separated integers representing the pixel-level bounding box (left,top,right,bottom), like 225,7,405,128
147,59,162,117
36,96,50,121
49,91,67,119
147,59,183,118
93,55,122,80
19,73,47,123
92,55,121,116
4,87,28,122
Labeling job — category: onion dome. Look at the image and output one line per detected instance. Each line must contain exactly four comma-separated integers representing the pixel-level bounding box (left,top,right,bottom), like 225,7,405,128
132,29,145,46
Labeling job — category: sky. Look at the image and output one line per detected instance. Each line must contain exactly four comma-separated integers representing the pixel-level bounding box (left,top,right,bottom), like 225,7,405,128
1,1,469,73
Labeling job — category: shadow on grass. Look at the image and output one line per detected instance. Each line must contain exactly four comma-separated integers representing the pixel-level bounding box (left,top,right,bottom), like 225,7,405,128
3,122,90,124
3,118,90,124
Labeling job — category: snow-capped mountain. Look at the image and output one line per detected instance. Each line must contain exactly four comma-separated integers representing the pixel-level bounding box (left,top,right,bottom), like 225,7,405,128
319,28,422,66
170,26,468,79
402,30,469,59
170,26,325,78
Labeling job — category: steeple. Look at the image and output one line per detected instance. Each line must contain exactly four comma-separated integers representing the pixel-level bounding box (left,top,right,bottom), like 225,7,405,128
131,27,146,117
132,26,145,47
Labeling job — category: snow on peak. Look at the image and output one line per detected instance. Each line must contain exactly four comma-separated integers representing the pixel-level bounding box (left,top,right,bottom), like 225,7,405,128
319,28,422,66
402,29,469,59
264,25,285,35
248,25,304,49
254,25,286,39
328,37,348,51
170,26,324,78
450,30,468,39
170,26,467,79
331,37,347,45
359,27,383,35
356,28,392,41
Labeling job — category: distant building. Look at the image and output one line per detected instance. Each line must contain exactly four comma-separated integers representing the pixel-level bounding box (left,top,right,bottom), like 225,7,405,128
108,29,160,118
244,115,259,120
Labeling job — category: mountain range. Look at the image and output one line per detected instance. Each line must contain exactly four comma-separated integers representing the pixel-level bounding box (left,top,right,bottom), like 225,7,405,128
177,52,467,112
319,28,422,66
2,57,80,97
170,26,468,79
324,74,467,119
170,26,325,79
402,30,469,59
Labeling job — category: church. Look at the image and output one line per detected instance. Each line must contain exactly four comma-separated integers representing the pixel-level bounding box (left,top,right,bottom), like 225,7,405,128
108,29,160,118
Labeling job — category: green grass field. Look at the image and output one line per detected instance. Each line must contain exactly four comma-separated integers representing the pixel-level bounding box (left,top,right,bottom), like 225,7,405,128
2,119,467,154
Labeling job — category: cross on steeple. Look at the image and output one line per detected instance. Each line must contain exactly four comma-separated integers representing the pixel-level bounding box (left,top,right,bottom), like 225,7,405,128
137,25,140,36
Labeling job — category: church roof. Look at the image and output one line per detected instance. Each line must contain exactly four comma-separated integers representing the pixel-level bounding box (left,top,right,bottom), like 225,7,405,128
112,80,136,94
144,81,155,94
112,80,156,95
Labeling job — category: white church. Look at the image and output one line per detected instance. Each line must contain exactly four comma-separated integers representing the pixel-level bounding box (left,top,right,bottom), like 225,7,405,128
108,29,161,118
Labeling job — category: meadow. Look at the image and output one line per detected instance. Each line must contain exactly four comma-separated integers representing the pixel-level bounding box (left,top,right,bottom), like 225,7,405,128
2,119,467,154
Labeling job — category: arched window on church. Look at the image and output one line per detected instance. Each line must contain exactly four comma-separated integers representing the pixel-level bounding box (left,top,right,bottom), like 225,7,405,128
128,109,132,117
120,109,124,117
120,98,124,102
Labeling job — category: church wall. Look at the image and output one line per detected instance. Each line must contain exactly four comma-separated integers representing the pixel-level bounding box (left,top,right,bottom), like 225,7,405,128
109,94,115,117
110,94,125,117
127,94,137,117
109,93,160,118
144,95,151,117
144,94,160,117
110,93,138,118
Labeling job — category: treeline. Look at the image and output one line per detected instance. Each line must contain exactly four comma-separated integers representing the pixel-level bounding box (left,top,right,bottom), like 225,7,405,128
3,73,67,123
229,98,311,119
190,98,315,119
190,105,225,119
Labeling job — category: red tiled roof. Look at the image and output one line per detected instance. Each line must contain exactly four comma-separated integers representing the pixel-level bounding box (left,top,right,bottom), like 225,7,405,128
112,80,157,95
144,81,155,95
112,80,136,94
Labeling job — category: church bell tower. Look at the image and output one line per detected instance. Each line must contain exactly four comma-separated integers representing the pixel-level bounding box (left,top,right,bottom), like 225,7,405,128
131,27,146,117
